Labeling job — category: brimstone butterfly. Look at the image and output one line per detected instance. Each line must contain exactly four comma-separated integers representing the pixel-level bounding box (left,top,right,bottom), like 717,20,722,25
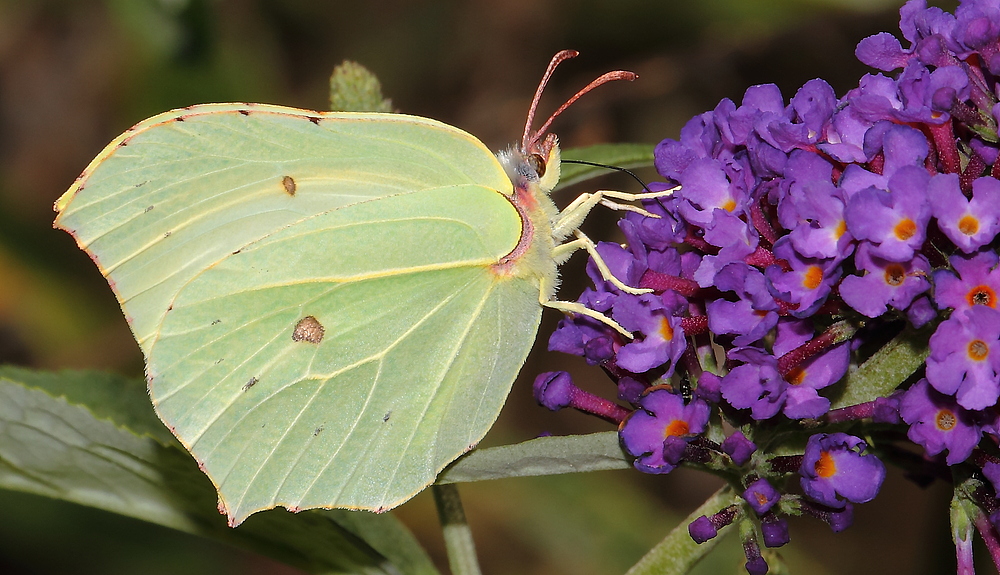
54,50,656,525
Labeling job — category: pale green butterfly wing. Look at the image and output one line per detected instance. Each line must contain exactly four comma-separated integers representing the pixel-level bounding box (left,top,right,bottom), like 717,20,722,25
56,103,513,354
54,104,542,523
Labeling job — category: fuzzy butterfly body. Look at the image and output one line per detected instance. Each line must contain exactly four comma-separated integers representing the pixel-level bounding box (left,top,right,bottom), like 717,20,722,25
55,52,634,525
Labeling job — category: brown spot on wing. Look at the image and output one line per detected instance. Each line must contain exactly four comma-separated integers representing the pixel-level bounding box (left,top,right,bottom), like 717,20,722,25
292,316,324,343
242,376,258,391
282,175,296,196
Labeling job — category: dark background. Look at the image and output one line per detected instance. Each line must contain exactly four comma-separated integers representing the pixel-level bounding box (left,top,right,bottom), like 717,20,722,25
0,0,981,573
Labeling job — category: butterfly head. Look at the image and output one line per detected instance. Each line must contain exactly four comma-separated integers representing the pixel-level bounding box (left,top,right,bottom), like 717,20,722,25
497,134,561,197
499,50,635,197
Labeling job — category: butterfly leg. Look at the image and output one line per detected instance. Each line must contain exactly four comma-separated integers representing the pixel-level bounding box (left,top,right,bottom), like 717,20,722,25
551,230,652,296
536,232,637,338
552,185,680,240
542,299,632,338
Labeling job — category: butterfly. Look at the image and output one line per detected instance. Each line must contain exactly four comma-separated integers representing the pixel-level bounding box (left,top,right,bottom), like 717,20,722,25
54,50,662,525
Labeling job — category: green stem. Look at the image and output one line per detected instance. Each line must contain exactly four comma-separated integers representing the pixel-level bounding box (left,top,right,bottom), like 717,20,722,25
829,324,932,410
624,486,739,575
432,483,482,575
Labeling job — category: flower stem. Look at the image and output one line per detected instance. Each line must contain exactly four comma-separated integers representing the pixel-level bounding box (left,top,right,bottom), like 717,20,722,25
570,386,632,424
624,486,738,575
433,484,482,575
974,511,1000,573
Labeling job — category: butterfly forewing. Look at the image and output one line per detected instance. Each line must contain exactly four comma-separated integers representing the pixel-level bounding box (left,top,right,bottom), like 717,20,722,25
55,104,512,354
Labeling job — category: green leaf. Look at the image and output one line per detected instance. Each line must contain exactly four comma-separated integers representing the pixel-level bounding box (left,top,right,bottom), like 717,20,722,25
329,61,394,113
624,486,739,575
0,365,175,445
829,326,932,409
436,432,630,484
557,143,655,190
0,369,438,575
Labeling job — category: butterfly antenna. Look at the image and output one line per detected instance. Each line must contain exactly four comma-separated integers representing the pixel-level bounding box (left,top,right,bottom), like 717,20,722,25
561,158,651,191
521,50,580,153
524,68,638,153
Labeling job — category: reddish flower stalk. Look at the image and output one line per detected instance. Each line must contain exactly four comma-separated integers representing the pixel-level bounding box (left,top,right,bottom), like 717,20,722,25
974,511,1000,573
927,120,962,174
639,270,700,296
777,321,856,377
681,315,709,336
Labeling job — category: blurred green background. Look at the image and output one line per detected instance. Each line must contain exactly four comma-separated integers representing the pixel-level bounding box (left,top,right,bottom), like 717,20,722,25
0,0,985,573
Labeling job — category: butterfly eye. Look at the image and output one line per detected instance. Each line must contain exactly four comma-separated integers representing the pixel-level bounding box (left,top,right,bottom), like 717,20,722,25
528,153,547,178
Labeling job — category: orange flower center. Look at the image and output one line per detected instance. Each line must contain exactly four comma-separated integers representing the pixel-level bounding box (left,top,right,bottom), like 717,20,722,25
894,218,917,241
935,409,957,432
958,215,980,236
815,451,837,478
659,317,674,341
968,339,989,361
883,264,906,286
834,219,848,240
802,265,823,290
785,366,806,385
665,420,690,437
722,198,737,212
967,286,997,308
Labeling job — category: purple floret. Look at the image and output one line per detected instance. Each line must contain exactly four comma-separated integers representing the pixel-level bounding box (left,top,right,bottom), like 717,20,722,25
721,347,787,421
688,516,718,544
900,379,983,465
612,293,687,375
764,237,841,318
925,306,1000,410
721,430,757,465
839,242,931,318
779,175,852,261
782,342,850,419
706,263,778,346
533,371,575,411
799,433,886,508
844,165,931,262
761,517,790,548
619,387,709,474
929,174,1000,253
743,478,781,515
933,250,1000,313
856,31,911,71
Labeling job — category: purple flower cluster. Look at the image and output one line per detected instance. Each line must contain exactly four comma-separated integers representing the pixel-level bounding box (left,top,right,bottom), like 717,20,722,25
533,1,1000,572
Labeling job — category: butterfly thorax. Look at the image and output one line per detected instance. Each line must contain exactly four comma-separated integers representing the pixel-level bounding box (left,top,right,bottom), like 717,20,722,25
492,143,561,301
